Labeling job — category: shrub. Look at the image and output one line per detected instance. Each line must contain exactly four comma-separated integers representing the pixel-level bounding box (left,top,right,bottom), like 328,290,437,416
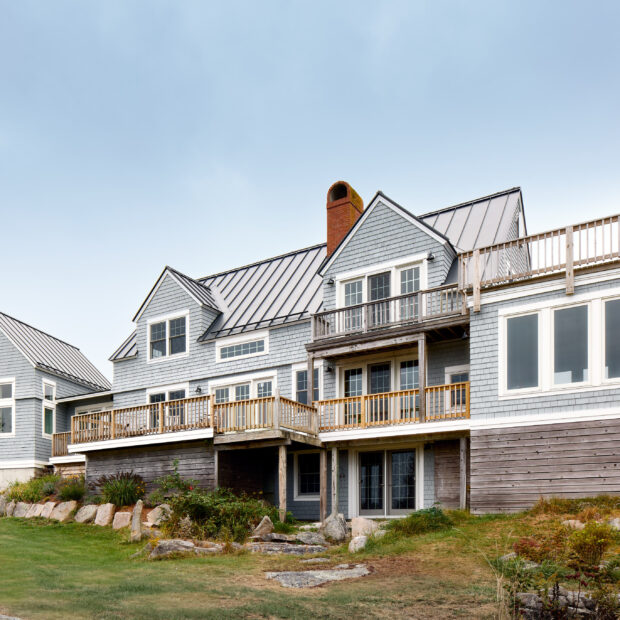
568,522,617,568
148,460,198,505
513,525,569,563
91,472,146,506
57,475,86,501
6,474,60,503
386,507,453,537
161,487,280,543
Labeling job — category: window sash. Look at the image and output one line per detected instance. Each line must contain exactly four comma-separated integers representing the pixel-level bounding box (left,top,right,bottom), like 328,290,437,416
553,305,588,385
297,453,320,495
44,407,54,436
605,299,620,379
150,322,167,358
0,406,12,433
506,314,539,390
43,383,55,401
0,383,13,400
295,369,319,405
220,340,265,360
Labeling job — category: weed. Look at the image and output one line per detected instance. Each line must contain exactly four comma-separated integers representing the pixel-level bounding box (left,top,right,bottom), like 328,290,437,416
386,507,453,536
568,522,617,568
91,472,146,506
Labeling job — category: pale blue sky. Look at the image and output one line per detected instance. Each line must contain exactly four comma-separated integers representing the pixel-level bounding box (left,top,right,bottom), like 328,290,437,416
1,1,619,379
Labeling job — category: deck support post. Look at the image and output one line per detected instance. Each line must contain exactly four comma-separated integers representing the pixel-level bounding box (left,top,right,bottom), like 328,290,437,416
331,447,339,516
459,436,467,510
278,445,287,522
320,449,328,522
418,334,426,423
307,354,315,405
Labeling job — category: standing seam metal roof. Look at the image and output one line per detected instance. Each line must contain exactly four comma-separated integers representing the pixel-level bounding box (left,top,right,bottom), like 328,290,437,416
0,312,111,391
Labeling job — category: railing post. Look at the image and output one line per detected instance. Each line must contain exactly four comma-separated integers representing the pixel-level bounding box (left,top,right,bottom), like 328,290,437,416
360,396,366,428
210,394,216,431
110,410,116,439
418,334,426,423
158,402,164,434
566,225,574,295
274,388,281,430
307,354,314,408
473,249,481,312
71,417,75,445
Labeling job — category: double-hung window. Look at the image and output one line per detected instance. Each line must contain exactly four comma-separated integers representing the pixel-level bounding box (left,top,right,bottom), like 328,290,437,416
0,380,15,435
400,266,420,321
296,452,320,498
148,313,188,361
42,381,56,438
344,280,363,331
295,369,319,405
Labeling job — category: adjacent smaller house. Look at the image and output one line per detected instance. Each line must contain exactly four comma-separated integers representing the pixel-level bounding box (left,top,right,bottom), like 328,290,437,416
0,312,111,488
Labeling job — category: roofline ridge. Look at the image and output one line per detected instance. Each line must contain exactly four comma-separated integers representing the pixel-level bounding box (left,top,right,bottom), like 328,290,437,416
198,242,326,282
166,265,212,289
0,311,81,351
419,187,522,219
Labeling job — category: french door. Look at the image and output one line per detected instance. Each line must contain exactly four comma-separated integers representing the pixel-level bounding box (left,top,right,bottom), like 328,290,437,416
359,449,417,516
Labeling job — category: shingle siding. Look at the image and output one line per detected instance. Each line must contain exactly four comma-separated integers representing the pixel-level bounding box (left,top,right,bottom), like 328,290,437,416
471,276,620,421
322,201,453,312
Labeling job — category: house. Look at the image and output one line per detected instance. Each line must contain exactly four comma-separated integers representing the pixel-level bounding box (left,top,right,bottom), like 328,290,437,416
0,312,111,488
51,181,620,517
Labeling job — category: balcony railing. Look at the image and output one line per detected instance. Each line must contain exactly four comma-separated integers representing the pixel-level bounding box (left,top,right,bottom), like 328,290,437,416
52,431,71,457
316,382,470,431
458,215,620,304
67,392,318,446
312,284,465,341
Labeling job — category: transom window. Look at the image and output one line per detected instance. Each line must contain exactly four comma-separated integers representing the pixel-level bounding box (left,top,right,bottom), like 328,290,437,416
148,314,188,361
220,339,265,360
0,380,14,435
297,453,320,496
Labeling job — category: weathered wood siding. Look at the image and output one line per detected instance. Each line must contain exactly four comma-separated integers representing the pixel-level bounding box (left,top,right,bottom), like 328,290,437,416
470,419,620,513
85,440,216,493
217,447,276,502
434,439,469,509
54,463,85,478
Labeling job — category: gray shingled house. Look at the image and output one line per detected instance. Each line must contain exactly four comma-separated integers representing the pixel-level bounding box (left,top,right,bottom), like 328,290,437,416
27,180,620,516
0,312,110,487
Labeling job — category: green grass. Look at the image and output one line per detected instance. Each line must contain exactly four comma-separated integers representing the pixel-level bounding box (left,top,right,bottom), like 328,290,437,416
0,516,508,619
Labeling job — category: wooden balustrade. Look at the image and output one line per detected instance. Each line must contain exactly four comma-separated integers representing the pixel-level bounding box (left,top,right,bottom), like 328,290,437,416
459,215,620,307
213,396,275,433
278,396,318,434
52,431,71,457
316,382,470,431
312,284,464,340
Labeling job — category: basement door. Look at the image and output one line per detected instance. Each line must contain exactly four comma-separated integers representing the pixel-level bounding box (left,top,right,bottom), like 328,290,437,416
359,449,417,516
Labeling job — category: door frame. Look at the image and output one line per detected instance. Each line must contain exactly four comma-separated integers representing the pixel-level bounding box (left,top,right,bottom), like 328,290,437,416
348,442,425,518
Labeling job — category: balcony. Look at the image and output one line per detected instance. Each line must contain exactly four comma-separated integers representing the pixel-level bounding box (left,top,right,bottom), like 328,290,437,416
311,284,466,344
316,382,470,432
56,393,319,452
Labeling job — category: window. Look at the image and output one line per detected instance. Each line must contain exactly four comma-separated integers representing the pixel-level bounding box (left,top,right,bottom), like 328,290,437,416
554,305,588,385
344,280,363,331
148,313,188,361
295,369,319,405
215,387,229,403
344,368,363,425
506,314,539,390
605,299,620,379
220,340,265,360
369,272,391,326
0,380,14,435
400,267,420,320
257,381,273,399
297,453,320,496
147,386,187,428
400,360,419,390
235,384,250,401
42,381,56,438
210,376,276,403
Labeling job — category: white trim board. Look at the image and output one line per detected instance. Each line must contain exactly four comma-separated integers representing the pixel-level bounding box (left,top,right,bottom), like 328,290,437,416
319,419,469,442
470,407,620,430
0,460,50,469
49,455,86,465
68,428,214,452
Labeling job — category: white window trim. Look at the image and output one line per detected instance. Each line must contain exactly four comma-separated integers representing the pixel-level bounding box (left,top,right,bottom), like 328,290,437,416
146,310,190,364
335,253,429,309
291,362,322,403
348,443,425,518
497,292,616,399
293,450,321,501
208,371,277,400
0,377,16,437
145,382,190,402
215,330,270,363
444,364,470,384
336,351,422,398
42,379,56,439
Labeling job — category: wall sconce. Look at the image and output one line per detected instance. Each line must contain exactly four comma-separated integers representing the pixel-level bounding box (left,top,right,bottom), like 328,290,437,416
327,278,335,285
195,386,202,394
325,364,334,373
427,251,435,261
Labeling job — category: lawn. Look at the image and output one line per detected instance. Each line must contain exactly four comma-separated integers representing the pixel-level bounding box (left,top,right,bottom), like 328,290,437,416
1,507,617,620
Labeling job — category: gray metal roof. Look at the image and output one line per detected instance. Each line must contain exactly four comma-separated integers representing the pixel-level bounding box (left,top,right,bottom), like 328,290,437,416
199,244,326,339
111,187,523,360
420,187,523,252
0,312,111,391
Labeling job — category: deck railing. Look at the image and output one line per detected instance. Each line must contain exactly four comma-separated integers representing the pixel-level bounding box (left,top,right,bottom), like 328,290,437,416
458,215,620,307
316,382,469,431
312,284,465,341
68,392,319,445
52,431,71,457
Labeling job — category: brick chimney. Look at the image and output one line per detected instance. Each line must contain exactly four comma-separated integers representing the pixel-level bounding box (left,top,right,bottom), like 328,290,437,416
326,181,364,257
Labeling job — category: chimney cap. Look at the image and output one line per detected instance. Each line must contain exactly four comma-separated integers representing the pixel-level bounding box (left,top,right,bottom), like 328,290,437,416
327,181,363,212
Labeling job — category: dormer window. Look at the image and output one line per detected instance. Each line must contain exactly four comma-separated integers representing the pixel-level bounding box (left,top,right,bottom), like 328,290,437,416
147,311,189,362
